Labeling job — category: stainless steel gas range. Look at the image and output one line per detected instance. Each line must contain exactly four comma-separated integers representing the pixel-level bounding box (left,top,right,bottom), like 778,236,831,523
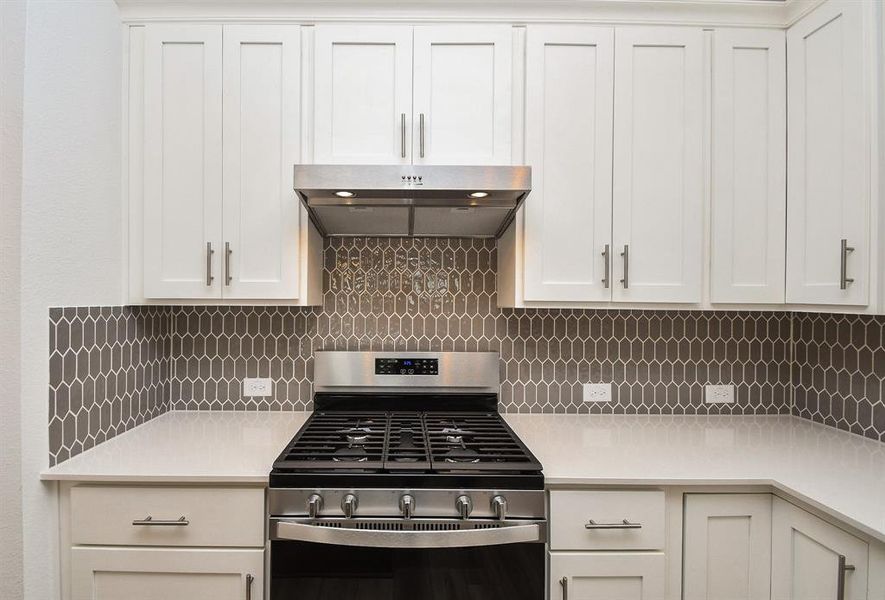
267,351,546,600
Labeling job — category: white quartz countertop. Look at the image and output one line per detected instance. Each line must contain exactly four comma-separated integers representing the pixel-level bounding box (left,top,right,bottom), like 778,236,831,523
41,411,309,484
41,411,885,542
504,414,885,542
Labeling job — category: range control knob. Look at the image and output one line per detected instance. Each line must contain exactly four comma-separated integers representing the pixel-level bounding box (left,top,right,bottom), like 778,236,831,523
456,495,473,520
400,494,416,519
341,494,358,519
307,494,324,519
491,495,507,521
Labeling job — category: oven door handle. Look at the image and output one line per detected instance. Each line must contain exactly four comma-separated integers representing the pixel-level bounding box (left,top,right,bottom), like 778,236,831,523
271,520,544,548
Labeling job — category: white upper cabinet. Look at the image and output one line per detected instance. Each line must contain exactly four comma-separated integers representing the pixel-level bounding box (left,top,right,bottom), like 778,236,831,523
523,26,614,302
136,24,320,303
771,497,869,600
786,0,869,306
222,25,302,300
313,25,413,164
143,25,223,299
711,29,786,304
611,27,705,304
412,26,513,165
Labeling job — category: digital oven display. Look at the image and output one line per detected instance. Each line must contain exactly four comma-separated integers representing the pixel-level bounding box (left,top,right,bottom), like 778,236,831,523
375,358,438,375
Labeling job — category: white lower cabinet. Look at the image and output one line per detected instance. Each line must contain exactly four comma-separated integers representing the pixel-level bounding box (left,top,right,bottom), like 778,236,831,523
71,547,263,600
682,494,772,600
550,552,666,600
771,497,869,600
65,485,266,600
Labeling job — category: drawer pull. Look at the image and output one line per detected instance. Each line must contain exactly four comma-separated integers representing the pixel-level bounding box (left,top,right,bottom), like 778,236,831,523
585,519,642,530
132,515,189,527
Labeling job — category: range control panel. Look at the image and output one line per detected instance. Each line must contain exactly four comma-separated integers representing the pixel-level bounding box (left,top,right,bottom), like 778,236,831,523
375,358,439,376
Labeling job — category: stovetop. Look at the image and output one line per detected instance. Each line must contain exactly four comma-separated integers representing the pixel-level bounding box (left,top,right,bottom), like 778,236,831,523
270,402,544,489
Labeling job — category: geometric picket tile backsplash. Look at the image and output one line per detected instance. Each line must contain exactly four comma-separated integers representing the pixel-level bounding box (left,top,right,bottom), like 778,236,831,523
48,306,171,466
793,312,885,442
48,237,885,464
170,237,794,416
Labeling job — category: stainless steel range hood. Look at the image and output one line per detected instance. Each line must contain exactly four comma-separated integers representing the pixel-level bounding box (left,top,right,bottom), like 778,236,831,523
293,165,531,238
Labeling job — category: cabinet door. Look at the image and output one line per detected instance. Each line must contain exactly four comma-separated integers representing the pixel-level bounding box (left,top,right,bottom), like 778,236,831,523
523,26,614,302
711,29,786,304
412,25,512,165
549,552,665,600
786,0,868,305
313,25,412,164
71,547,263,600
771,498,869,600
222,25,301,300
612,27,704,304
683,494,772,600
143,25,223,299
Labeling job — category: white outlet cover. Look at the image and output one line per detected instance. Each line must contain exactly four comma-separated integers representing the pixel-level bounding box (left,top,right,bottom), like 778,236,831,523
705,384,735,404
583,382,612,403
243,377,273,398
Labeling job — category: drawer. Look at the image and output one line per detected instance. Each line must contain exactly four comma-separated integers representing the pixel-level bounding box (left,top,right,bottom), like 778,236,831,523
549,490,665,550
71,486,265,548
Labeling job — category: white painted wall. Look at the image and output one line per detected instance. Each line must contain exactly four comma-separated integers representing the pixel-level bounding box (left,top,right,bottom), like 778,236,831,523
1,2,26,599
17,1,123,598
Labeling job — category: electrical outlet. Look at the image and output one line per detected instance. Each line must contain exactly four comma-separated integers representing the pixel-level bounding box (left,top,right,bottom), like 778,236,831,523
705,384,735,404
583,382,612,403
243,378,273,398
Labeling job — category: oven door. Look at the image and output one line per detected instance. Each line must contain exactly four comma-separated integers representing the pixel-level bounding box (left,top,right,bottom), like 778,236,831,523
269,518,546,600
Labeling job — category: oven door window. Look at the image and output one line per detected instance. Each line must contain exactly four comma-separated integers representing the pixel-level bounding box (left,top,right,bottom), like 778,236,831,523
271,541,544,600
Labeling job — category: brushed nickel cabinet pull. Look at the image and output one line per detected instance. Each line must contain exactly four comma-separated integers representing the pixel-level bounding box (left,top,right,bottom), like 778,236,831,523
837,555,855,600
620,244,629,289
246,573,254,600
206,242,214,286
585,519,642,530
400,113,406,158
419,113,425,158
225,242,232,286
840,238,855,290
131,515,189,526
560,576,568,600
601,244,611,289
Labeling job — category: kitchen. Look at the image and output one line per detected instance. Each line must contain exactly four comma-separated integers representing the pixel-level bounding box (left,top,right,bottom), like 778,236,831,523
0,0,883,599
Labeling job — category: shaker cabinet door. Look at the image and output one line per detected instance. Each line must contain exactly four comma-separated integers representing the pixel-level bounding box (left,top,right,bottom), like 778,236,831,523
611,27,705,304
786,0,869,306
313,25,413,165
771,498,869,600
710,29,786,304
71,547,263,600
143,25,223,299
522,26,615,302
412,25,513,166
683,494,772,600
222,25,302,300
550,552,666,600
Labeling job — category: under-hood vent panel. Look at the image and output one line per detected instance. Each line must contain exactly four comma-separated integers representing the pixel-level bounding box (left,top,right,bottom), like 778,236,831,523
294,165,531,238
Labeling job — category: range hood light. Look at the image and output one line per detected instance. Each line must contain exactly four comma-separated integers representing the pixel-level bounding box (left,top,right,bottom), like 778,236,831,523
335,191,355,198
468,191,489,198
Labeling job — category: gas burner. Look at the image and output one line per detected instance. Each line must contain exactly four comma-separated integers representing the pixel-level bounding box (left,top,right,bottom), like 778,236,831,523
445,435,464,444
440,426,474,435
332,446,368,462
345,433,369,444
443,448,481,464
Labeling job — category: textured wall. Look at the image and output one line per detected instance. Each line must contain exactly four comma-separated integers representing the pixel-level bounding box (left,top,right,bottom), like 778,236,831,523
169,238,794,416
20,2,124,598
793,313,885,442
1,2,26,598
48,307,171,465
